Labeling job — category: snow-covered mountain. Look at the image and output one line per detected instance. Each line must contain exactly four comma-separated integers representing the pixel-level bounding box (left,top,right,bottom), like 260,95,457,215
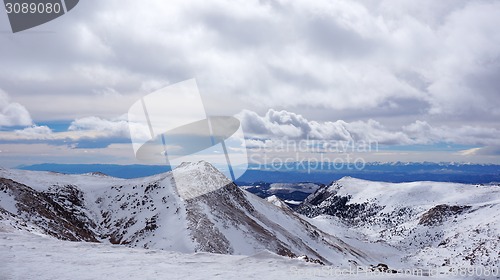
297,177,500,269
0,162,371,266
3,163,499,275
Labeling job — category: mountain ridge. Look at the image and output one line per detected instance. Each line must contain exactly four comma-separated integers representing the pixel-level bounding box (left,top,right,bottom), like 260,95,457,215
0,161,371,266
298,177,500,269
3,163,499,270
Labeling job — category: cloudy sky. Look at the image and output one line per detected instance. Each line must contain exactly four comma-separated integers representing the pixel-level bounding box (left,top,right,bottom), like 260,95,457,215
0,0,499,167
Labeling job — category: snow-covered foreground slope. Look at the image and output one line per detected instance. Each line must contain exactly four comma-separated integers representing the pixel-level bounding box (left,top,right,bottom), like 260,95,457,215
298,177,500,271
0,163,372,267
0,227,471,280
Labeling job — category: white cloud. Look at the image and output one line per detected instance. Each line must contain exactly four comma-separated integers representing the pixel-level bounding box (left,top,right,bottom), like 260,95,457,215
1,0,500,164
0,116,148,148
69,116,151,143
459,146,500,156
425,1,500,118
238,109,411,145
69,116,129,137
15,125,53,138
239,109,500,146
1,0,500,125
403,121,500,146
0,90,32,127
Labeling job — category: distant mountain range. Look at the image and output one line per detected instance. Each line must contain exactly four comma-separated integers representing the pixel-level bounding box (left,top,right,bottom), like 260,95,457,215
17,162,500,184
17,163,172,179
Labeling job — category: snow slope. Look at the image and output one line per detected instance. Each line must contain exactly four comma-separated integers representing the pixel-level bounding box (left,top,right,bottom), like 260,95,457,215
298,177,500,270
0,163,371,266
2,167,498,278
0,227,472,280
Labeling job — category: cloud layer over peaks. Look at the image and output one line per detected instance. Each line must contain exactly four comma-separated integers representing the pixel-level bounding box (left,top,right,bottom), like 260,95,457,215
238,109,500,146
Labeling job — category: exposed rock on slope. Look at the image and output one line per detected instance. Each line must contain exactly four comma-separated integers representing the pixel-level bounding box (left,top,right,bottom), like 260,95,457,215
298,177,500,268
0,163,371,266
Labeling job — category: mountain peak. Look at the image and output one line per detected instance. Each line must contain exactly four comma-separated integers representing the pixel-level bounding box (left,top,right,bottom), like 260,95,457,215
0,166,370,266
174,160,220,174
172,161,232,200
176,160,211,168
